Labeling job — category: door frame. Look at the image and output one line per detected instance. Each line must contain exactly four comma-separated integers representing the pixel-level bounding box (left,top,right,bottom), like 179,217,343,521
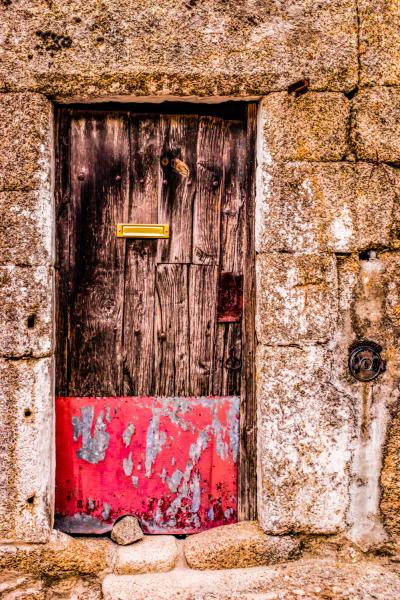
54,100,258,521
238,103,257,520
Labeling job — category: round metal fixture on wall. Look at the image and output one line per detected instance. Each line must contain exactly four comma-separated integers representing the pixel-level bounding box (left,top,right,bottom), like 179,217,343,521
348,340,385,382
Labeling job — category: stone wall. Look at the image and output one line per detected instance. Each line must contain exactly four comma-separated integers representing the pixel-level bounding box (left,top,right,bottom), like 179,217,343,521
256,92,400,548
1,0,400,568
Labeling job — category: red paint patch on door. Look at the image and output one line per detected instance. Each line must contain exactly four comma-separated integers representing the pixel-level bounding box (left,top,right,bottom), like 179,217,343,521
55,396,239,534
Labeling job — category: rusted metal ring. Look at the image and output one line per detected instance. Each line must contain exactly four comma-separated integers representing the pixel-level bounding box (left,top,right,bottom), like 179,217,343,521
348,340,385,382
224,355,242,371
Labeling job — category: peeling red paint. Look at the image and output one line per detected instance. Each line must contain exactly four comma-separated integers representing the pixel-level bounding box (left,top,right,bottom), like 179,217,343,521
55,396,239,534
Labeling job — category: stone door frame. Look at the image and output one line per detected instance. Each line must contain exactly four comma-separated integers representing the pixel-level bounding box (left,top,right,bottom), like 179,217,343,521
2,86,395,549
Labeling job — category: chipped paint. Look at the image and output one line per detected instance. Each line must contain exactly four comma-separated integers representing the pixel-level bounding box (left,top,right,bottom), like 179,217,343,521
123,452,133,476
145,413,167,477
102,503,111,520
122,423,135,447
167,469,184,493
56,396,239,534
227,396,240,463
72,406,110,464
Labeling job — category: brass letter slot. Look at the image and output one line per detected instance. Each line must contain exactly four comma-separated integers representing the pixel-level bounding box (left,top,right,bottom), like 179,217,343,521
116,224,170,239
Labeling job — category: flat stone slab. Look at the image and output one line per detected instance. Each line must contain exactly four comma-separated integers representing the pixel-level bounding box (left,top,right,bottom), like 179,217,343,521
103,558,400,600
184,521,301,570
114,536,178,575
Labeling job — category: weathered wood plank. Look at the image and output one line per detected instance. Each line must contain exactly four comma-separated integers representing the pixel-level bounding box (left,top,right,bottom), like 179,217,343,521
56,105,257,523
157,115,198,264
211,120,246,399
192,117,225,265
55,109,73,396
238,104,257,521
189,265,218,395
212,322,242,396
154,264,190,396
128,114,160,223
63,112,130,396
122,115,160,395
220,120,247,273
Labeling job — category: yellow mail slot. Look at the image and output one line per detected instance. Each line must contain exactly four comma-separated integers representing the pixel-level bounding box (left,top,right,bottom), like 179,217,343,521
116,224,170,239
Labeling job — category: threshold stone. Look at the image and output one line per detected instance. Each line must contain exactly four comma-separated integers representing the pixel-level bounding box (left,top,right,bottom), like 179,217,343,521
114,535,178,575
184,521,301,570
103,558,400,600
111,516,143,545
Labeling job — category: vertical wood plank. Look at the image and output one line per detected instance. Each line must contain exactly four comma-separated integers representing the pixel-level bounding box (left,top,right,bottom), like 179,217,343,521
157,115,198,263
212,120,247,397
122,115,160,396
212,322,242,396
122,240,157,396
189,265,218,395
192,117,225,265
64,112,130,396
154,264,189,396
238,104,257,521
55,109,72,396
220,120,247,273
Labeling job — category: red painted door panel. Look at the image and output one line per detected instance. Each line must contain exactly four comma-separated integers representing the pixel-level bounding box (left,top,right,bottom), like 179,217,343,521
55,395,239,534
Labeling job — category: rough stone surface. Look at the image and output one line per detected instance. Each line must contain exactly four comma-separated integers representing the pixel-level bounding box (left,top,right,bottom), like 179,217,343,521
0,266,53,358
352,88,400,162
102,559,400,600
0,93,52,192
256,162,400,254
359,0,400,86
0,0,398,566
0,358,53,543
0,1,358,97
380,408,400,539
46,578,102,600
262,93,350,161
0,572,45,600
257,345,354,534
0,530,114,577
114,535,178,575
111,516,144,546
361,251,400,542
184,522,301,570
0,191,53,266
256,254,338,345
330,252,400,547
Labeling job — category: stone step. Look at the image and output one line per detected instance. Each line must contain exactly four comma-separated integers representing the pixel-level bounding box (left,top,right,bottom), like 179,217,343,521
102,558,400,600
183,522,301,570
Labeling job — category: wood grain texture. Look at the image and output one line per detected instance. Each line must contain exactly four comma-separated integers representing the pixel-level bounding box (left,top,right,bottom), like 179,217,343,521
56,104,257,520
238,104,257,520
192,117,225,265
220,120,247,273
123,241,156,395
189,265,218,395
57,111,130,396
212,322,242,396
122,115,160,395
154,264,189,396
55,109,72,396
157,115,198,263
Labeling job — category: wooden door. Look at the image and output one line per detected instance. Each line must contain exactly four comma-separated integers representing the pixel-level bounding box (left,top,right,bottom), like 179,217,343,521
55,102,256,534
